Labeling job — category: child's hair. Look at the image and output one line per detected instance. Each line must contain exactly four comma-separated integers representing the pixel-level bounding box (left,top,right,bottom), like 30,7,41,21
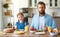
17,12,24,17
17,12,25,22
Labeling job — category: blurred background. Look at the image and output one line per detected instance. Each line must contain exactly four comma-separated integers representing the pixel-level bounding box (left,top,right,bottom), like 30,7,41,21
0,0,60,31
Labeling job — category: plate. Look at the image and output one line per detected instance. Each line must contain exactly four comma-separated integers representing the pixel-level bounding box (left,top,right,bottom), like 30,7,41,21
35,32,45,34
30,31,35,33
14,31,25,34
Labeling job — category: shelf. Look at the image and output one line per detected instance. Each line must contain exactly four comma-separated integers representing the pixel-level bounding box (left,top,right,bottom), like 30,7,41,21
2,15,13,17
28,7,37,8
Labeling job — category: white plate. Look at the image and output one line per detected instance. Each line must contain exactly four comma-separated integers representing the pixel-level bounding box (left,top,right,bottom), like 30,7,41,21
35,32,45,34
30,31,35,33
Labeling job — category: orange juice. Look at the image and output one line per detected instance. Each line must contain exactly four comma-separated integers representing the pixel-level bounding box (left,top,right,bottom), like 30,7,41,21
48,26,51,32
25,25,29,32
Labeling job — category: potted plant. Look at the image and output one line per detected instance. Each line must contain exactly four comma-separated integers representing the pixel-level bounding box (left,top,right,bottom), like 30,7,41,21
3,3,9,10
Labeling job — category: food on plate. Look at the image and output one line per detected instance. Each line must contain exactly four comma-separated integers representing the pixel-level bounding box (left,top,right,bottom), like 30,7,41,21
36,30,43,32
14,30,25,34
53,28,58,33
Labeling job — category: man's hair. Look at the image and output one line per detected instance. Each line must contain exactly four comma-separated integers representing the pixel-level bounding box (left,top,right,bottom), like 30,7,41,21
37,1,45,7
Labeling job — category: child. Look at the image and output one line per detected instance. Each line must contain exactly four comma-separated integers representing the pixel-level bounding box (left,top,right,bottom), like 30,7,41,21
14,12,28,32
4,13,29,33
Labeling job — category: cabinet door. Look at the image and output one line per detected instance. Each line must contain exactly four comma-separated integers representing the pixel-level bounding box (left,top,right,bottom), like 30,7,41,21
49,0,60,8
49,0,54,8
29,0,37,8
57,0,60,7
19,0,29,8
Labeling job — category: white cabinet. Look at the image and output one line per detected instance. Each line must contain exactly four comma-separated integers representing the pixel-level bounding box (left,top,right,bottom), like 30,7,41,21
49,0,60,8
19,0,37,8
29,0,49,8
28,0,60,8
19,0,29,8
29,0,37,8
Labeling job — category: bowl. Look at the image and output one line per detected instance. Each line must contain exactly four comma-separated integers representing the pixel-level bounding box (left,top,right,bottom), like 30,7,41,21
50,32,58,36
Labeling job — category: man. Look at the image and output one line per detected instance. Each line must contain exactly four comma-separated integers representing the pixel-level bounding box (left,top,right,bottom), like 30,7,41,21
30,1,58,32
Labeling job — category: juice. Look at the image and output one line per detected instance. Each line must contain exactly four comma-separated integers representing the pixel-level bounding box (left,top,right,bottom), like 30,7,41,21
25,25,29,32
48,26,51,32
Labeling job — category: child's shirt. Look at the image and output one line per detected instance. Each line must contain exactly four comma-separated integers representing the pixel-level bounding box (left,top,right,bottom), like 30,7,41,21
15,22,28,30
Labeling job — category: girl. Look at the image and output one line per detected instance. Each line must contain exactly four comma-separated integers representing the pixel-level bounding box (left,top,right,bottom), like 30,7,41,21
15,12,28,31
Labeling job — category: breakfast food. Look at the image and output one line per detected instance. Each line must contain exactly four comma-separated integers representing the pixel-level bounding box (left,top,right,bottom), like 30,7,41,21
25,26,29,32
48,26,52,32
36,30,42,32
53,28,58,33
30,27,36,31
3,28,14,33
14,30,25,34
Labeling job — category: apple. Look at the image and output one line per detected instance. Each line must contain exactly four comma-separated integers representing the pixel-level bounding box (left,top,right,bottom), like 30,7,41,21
30,27,36,31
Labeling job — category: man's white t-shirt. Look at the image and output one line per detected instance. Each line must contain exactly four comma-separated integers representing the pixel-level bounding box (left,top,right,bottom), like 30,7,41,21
39,16,45,30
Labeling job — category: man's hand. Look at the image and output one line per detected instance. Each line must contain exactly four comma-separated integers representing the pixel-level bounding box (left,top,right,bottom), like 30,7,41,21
53,28,58,33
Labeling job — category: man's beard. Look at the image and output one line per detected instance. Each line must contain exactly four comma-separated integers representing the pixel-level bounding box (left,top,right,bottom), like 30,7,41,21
39,11,45,14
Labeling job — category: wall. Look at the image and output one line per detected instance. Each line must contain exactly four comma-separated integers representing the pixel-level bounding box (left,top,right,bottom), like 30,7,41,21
0,0,3,30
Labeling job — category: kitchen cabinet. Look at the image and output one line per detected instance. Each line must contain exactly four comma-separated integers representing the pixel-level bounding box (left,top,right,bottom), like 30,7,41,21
49,0,60,8
29,0,48,8
29,0,37,8
19,0,37,8
19,0,29,8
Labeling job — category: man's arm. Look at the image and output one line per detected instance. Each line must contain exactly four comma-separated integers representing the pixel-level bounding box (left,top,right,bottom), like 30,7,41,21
30,16,36,31
50,17,58,32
